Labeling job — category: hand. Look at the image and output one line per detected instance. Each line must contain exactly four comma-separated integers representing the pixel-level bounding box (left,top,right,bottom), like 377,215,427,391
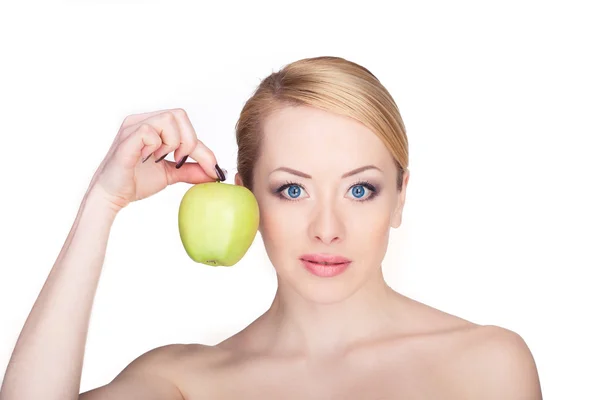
87,108,225,212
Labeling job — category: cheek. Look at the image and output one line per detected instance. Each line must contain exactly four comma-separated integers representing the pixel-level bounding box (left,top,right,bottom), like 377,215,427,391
348,211,390,243
343,202,394,262
258,200,301,244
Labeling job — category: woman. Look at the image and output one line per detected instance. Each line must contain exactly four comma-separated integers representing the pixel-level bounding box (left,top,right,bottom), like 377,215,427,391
0,57,542,399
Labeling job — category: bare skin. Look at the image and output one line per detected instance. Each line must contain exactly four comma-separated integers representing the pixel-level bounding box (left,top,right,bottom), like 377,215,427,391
82,297,540,399
177,299,492,399
1,107,542,400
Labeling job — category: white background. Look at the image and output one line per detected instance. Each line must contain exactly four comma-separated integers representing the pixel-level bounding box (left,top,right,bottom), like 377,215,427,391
1,0,598,398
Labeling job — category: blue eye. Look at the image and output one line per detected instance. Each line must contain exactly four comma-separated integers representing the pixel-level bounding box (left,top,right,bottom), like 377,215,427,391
274,180,379,202
275,183,306,201
287,185,302,199
350,185,366,198
346,182,378,200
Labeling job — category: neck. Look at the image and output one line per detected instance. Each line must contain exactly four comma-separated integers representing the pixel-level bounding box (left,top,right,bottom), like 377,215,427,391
260,268,405,358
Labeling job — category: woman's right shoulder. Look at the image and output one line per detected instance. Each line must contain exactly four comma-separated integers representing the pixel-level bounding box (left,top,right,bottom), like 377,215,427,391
136,342,224,366
80,344,223,399
118,342,222,379
124,343,225,382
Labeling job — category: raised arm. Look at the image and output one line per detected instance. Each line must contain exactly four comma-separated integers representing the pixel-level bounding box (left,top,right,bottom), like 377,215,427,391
0,108,222,400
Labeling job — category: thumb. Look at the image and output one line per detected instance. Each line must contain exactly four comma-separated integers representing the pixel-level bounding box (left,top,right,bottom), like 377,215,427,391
164,160,224,185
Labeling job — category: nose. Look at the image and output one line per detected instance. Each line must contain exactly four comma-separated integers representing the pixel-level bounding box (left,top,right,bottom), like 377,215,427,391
308,200,345,245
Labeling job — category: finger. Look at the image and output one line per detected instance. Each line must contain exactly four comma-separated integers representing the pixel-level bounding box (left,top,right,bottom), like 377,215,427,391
168,108,220,180
121,108,181,128
134,111,182,160
116,123,163,168
164,160,221,185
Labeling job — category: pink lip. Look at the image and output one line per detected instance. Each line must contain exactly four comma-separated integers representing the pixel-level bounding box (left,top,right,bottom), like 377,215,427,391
299,254,351,278
300,253,351,264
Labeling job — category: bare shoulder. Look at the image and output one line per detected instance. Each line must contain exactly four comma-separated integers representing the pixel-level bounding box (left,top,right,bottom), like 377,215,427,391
79,344,201,399
117,343,191,374
451,325,543,399
108,343,200,388
115,342,221,379
398,298,543,399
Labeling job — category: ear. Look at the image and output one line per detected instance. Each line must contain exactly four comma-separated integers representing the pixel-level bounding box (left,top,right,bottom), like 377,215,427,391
391,169,410,229
234,172,244,187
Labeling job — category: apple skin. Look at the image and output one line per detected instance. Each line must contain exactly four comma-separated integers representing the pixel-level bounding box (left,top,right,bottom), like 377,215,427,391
178,182,260,266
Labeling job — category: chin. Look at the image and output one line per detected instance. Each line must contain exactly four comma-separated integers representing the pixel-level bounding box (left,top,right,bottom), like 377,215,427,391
279,265,365,305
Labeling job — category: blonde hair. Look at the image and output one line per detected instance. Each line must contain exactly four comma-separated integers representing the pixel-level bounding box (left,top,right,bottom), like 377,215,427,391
235,56,409,192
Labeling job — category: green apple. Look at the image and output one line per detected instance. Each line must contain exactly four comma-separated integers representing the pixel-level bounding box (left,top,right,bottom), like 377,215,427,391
178,182,260,266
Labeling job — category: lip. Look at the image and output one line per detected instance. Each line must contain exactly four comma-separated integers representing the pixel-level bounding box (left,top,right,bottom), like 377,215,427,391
300,253,352,264
299,254,351,278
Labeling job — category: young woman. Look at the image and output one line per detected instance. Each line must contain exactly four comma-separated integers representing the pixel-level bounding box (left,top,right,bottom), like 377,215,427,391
1,56,542,399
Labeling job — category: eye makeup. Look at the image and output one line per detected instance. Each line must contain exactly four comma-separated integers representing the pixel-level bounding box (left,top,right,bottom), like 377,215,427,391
271,179,381,202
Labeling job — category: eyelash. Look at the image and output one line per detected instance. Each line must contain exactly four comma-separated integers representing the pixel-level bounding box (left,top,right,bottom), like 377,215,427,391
274,180,379,202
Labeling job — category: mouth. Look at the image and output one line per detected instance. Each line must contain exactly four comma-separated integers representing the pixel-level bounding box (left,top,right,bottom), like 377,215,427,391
302,260,347,266
299,254,352,277
299,253,352,264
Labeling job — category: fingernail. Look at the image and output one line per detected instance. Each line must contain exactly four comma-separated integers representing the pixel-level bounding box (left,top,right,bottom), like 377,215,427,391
142,154,152,163
175,155,188,169
215,164,226,181
155,153,168,163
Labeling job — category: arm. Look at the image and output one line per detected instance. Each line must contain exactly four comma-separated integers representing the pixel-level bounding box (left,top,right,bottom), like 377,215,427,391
1,108,218,400
0,187,181,400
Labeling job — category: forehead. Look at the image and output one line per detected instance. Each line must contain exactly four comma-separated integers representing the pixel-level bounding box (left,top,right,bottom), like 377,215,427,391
260,105,393,169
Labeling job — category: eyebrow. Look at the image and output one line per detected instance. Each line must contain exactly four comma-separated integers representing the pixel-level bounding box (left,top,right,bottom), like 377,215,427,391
271,165,382,179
